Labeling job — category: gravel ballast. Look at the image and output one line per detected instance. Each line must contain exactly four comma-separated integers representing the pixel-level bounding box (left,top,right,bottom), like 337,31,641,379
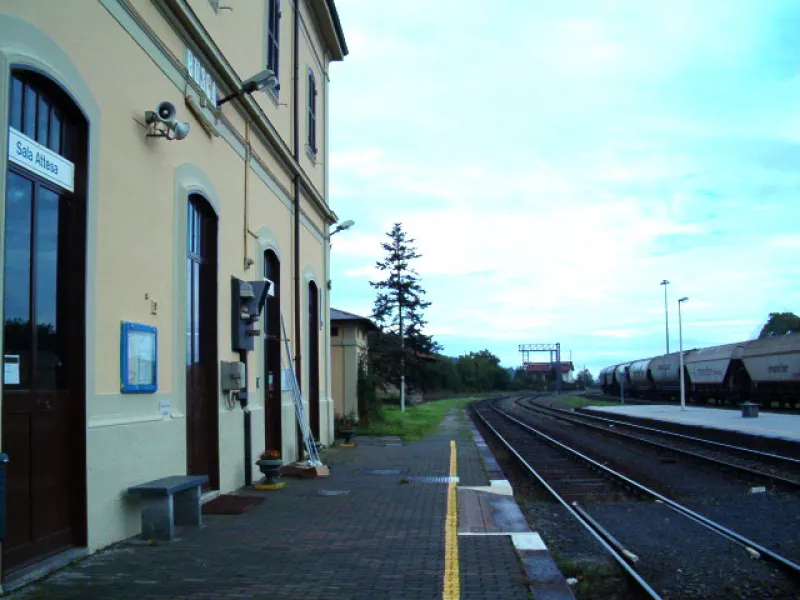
472,397,800,599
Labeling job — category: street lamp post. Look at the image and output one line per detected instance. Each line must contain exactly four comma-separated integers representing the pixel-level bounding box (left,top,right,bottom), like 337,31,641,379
660,280,670,354
678,296,688,411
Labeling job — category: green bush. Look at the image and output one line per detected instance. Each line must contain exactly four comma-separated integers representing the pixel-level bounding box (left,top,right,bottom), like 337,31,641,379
357,352,382,425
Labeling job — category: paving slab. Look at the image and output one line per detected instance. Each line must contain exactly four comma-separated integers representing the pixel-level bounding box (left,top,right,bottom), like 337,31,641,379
12,407,569,600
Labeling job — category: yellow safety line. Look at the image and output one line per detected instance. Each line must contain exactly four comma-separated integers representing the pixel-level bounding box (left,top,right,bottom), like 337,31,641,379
443,440,460,600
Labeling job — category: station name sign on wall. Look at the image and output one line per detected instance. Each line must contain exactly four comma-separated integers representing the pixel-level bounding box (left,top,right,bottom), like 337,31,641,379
8,127,75,192
186,48,217,106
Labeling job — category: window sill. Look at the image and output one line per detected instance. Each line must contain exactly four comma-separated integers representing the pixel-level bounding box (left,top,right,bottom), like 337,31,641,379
305,145,318,164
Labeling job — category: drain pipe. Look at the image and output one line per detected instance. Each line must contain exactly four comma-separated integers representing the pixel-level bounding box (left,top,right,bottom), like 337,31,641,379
292,0,302,401
239,120,255,486
239,349,253,486
242,123,253,486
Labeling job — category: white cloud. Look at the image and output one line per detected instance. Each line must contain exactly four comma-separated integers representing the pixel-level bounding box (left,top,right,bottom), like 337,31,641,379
770,235,800,248
329,0,800,377
342,264,376,278
593,329,639,339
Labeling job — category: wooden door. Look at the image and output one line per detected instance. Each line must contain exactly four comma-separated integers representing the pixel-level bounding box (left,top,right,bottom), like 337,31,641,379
308,281,320,440
263,251,282,452
2,71,86,572
185,195,219,489
2,173,83,569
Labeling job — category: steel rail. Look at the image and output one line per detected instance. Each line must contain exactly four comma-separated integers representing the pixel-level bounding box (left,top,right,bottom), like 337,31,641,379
471,401,662,600
515,400,800,489
492,403,800,578
553,398,800,467
571,502,640,565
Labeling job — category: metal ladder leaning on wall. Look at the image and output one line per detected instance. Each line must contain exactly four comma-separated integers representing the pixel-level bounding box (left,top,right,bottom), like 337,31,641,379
280,313,323,467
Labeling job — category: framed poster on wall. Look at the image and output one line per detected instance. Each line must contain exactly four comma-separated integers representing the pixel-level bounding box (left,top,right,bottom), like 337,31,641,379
121,321,158,393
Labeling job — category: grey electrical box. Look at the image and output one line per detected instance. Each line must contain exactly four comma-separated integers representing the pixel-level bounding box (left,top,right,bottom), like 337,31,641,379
221,361,246,392
231,277,271,352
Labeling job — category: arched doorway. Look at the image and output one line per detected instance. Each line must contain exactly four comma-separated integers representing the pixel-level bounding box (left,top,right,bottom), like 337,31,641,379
185,194,219,489
2,69,87,570
308,281,320,440
263,249,281,452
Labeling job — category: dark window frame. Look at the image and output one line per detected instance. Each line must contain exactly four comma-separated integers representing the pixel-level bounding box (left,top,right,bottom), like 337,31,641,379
267,0,281,96
10,73,66,155
307,68,317,156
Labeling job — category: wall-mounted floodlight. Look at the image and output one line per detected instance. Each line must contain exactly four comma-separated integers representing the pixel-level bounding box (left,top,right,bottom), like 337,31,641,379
330,220,355,237
217,69,279,107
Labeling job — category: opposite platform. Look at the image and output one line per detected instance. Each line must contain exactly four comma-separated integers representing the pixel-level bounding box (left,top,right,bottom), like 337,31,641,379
579,403,800,459
581,404,800,443
14,406,569,600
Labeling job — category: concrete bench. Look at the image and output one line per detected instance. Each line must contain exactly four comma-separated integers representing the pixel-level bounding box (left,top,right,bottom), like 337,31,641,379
128,475,209,541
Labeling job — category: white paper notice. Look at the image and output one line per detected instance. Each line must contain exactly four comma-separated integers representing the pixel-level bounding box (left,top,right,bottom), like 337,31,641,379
4,355,20,384
128,330,156,386
159,400,170,419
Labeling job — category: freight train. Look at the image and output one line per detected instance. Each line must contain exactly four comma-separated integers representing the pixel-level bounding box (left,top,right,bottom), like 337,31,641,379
598,334,800,409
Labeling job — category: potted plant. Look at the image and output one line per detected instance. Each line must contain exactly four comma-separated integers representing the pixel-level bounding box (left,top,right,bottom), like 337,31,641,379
255,449,283,485
339,419,358,445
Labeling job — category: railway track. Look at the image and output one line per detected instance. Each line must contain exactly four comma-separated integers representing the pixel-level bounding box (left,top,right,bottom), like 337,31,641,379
516,397,800,489
583,391,800,415
472,398,800,600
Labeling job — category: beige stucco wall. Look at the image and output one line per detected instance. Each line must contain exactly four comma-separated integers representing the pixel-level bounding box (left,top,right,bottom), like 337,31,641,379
331,344,345,416
0,0,342,559
330,321,368,420
183,0,329,198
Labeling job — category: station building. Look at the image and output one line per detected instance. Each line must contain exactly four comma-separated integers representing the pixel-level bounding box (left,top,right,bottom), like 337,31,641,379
330,308,377,420
523,361,576,384
0,0,347,581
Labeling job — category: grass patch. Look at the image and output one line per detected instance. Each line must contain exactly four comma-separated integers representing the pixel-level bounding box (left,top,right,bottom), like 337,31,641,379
552,395,621,408
359,397,485,440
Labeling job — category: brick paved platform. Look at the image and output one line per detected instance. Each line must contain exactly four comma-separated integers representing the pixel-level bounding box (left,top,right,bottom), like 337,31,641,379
13,408,571,600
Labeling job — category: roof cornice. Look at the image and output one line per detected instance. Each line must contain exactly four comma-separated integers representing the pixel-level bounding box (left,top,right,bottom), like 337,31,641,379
158,0,338,223
310,0,348,60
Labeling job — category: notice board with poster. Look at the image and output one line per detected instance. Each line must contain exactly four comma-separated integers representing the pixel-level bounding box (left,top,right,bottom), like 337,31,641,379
121,322,158,393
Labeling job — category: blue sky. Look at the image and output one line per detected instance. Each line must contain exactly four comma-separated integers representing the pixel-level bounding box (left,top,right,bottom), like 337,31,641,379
327,0,800,377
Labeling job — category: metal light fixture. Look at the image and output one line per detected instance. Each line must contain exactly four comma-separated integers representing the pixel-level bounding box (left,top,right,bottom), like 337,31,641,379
660,280,670,354
678,296,689,411
326,220,354,291
217,69,279,107
330,220,355,237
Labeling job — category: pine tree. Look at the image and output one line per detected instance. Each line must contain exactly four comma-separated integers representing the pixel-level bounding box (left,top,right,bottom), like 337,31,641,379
370,223,439,405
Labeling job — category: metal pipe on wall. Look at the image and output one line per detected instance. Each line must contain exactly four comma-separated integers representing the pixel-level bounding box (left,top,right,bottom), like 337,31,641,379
293,0,303,459
244,121,252,271
239,349,253,486
241,122,253,486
